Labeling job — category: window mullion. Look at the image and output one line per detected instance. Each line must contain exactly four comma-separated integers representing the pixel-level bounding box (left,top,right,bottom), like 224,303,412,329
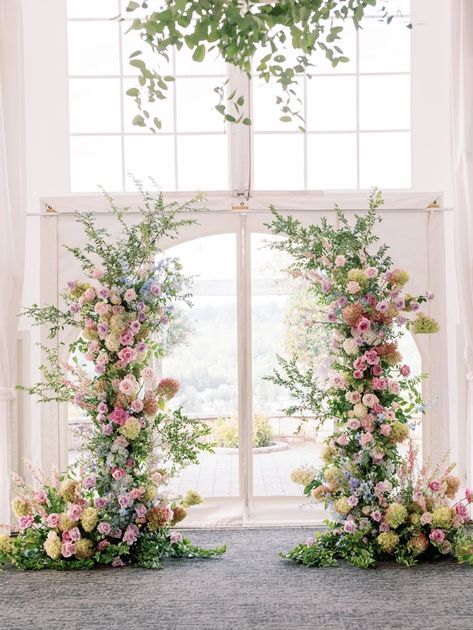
227,66,252,194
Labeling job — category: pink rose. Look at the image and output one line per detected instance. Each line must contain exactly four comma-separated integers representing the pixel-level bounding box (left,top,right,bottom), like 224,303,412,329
356,317,371,333
102,423,113,436
131,399,144,413
365,267,378,278
388,380,400,394
400,364,411,377
135,504,147,518
372,378,388,391
118,347,137,366
371,510,382,522
343,519,357,533
170,531,183,544
95,497,108,508
347,281,360,294
353,370,364,380
123,524,139,545
18,515,34,530
336,433,348,446
118,495,131,508
429,529,445,544
466,488,473,503
120,330,134,346
380,423,392,436
35,489,48,504
371,364,383,376
118,379,135,396
364,350,380,366
335,255,346,267
347,418,361,430
111,467,126,480
68,527,81,542
109,408,129,426
98,522,112,535
67,503,83,521
97,540,110,551
429,480,441,492
123,288,137,302
46,513,61,528
359,432,373,446
61,541,76,558
83,476,96,490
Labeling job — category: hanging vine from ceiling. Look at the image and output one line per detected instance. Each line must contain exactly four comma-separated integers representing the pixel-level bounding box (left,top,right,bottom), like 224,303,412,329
123,1,406,132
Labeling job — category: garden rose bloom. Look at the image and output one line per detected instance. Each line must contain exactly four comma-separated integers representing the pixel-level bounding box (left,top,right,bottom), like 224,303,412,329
111,467,126,480
35,489,47,504
61,541,76,558
359,432,373,446
98,522,112,535
170,531,183,545
388,380,400,394
336,433,348,446
362,393,379,408
353,403,368,418
371,364,383,376
68,527,81,542
371,510,382,522
120,330,134,346
46,513,61,528
400,364,411,377
429,529,445,544
131,399,144,413
364,266,378,278
429,480,441,492
112,557,125,567
118,495,131,508
95,497,108,509
118,347,137,365
347,281,361,294
109,408,129,426
83,475,96,490
102,423,113,436
466,488,473,503
67,503,83,521
343,519,357,533
123,524,139,545
18,515,34,529
335,255,346,267
372,377,388,390
97,540,110,551
123,288,137,302
380,423,392,437
364,350,380,366
118,378,136,396
356,317,371,333
347,418,361,430
135,504,147,518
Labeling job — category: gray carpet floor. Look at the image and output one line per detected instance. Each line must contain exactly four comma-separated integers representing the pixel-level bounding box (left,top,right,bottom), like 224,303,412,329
1,527,473,630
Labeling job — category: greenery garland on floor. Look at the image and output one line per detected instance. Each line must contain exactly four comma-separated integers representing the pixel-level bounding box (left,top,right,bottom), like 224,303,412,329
123,0,402,132
266,190,473,568
0,190,225,570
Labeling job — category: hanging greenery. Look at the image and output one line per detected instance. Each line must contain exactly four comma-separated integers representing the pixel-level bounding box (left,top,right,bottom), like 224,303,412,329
123,0,405,132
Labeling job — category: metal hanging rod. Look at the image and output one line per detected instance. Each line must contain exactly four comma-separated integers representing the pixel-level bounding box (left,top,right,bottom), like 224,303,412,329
26,207,453,217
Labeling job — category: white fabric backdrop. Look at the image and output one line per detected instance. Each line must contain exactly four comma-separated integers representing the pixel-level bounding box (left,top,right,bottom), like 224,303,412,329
451,0,473,486
0,0,25,525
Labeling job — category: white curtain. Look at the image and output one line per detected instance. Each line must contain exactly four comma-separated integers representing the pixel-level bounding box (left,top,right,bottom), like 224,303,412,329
0,0,25,525
452,0,473,486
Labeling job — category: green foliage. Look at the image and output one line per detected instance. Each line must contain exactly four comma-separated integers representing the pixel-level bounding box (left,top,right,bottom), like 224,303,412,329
123,0,402,131
215,415,274,448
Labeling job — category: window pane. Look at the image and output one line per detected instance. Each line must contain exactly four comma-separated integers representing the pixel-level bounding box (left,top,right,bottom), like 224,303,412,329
253,134,304,190
176,135,228,190
123,78,174,133
359,131,411,188
251,233,332,496
67,0,119,18
163,235,239,497
69,78,121,133
176,78,226,132
252,79,303,132
70,136,123,191
68,21,120,76
175,46,225,76
359,75,410,130
307,134,357,189
359,19,410,73
310,21,357,74
124,136,176,190
121,25,173,77
306,76,357,131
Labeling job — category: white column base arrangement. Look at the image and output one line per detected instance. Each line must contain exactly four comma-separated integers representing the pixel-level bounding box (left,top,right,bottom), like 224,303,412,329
266,190,473,568
0,191,225,570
